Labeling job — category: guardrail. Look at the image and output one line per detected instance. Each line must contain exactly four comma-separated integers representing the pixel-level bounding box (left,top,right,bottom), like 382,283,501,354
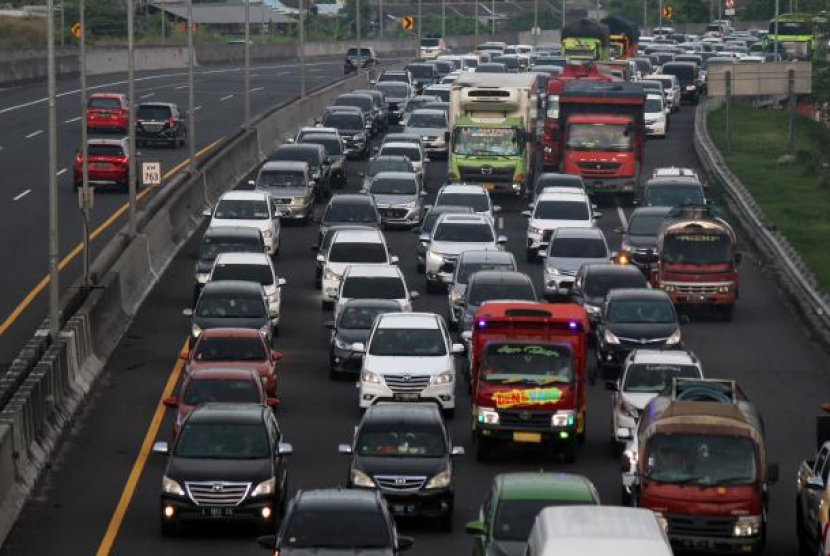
694,97,830,341
0,63,392,547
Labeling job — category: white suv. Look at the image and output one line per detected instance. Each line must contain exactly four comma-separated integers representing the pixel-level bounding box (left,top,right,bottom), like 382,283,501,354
433,183,500,220
523,188,600,262
607,349,703,449
205,190,281,256
356,312,464,414
335,264,417,318
319,228,396,308
424,213,506,291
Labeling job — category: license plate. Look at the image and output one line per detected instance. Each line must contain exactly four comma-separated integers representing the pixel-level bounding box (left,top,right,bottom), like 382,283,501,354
513,432,542,443
201,507,234,518
99,112,110,117
391,504,415,514
483,183,495,191
95,163,109,168
394,393,419,402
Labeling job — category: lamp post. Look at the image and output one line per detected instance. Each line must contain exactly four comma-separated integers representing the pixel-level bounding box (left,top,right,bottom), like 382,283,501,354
299,0,306,97
80,0,91,286
127,0,137,237
244,0,250,129
47,0,59,338
187,0,195,172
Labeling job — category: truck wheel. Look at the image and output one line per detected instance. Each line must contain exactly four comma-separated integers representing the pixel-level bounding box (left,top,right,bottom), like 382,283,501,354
474,436,492,461
561,438,577,463
720,305,734,322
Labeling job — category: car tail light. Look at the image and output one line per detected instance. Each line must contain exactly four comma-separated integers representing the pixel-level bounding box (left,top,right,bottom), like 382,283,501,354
168,116,176,127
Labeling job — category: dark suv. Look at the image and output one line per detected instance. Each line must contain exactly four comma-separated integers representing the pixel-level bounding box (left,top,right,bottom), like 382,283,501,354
344,47,379,74
153,403,293,535
338,402,464,530
257,488,414,555
269,144,331,200
136,102,187,147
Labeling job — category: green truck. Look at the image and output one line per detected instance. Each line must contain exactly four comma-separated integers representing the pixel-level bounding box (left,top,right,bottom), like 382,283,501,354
561,18,611,61
763,12,825,60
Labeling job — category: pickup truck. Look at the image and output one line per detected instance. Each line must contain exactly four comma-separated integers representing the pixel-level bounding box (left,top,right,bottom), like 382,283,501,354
796,412,830,556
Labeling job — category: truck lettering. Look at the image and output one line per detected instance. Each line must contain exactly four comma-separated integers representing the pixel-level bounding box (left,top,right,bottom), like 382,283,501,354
491,387,563,409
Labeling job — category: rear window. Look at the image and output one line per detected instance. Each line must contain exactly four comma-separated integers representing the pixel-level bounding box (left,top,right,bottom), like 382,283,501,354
183,378,260,406
421,38,440,47
137,105,171,120
381,146,421,161
199,237,261,262
322,112,363,129
468,280,536,305
194,336,267,361
407,65,435,78
329,241,387,263
88,97,121,109
323,202,377,224
584,272,647,297
302,137,342,156
211,263,273,286
87,144,124,157
370,177,417,195
409,112,446,128
342,276,406,299
550,237,607,258
347,48,372,56
376,82,409,98
271,148,321,167
437,192,489,212
258,170,305,188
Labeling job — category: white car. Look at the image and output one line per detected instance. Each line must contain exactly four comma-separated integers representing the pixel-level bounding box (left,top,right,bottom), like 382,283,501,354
356,312,464,414
377,141,427,177
650,166,699,181
523,188,600,262
644,93,668,138
334,264,417,319
608,349,703,448
319,228,396,308
294,126,342,144
541,227,609,300
424,213,506,291
650,73,681,112
460,54,480,72
208,252,286,329
433,183,500,220
424,84,452,103
419,37,449,60
204,190,281,256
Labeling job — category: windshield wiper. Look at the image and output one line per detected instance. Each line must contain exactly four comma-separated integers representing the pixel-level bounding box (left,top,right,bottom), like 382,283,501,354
699,476,754,487
647,475,699,485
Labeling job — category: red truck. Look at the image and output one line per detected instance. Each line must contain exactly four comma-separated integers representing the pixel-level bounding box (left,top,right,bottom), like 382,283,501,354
622,378,778,555
541,62,617,170
558,80,646,202
651,205,740,321
463,302,589,463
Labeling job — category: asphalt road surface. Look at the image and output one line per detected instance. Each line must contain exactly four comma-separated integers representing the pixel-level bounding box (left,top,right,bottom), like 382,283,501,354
0,55,350,370
1,95,828,556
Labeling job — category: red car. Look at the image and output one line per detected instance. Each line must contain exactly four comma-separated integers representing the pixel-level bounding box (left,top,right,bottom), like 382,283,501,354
73,138,131,191
182,328,282,396
163,368,277,435
86,93,129,133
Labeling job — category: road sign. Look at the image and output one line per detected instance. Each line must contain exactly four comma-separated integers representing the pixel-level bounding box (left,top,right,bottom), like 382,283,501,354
142,161,162,187
661,5,673,19
71,22,81,39
402,15,414,32
724,0,735,8
725,8,735,15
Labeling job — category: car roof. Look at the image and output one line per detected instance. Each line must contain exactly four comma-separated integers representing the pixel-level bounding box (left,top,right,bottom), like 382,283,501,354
646,93,664,101
295,488,381,511
552,227,605,240
198,327,264,339
459,250,515,264
203,226,263,239
87,138,127,147
470,270,532,285
538,173,583,183
341,298,402,311
329,193,374,204
440,183,487,194
369,155,412,164
213,251,271,266
343,264,402,278
495,472,598,501
261,160,308,171
410,108,446,117
372,171,418,181
331,228,385,243
437,213,490,225
219,190,271,202
381,142,420,150
277,143,324,154
425,84,452,90
187,367,261,381
376,312,439,329
645,176,703,187
537,189,590,202
137,102,176,109
582,262,647,277
300,126,338,135
427,205,474,215
364,402,444,425
201,280,264,295
90,92,125,99
534,506,668,551
630,206,674,219
607,288,671,301
384,133,422,142
188,403,266,424
628,348,699,366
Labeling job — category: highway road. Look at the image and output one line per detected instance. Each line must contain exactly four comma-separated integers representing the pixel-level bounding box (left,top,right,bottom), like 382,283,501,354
0,55,351,370
1,91,828,556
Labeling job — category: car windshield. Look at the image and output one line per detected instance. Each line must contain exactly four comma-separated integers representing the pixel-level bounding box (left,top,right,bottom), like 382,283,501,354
606,299,675,323
137,105,171,120
494,498,592,541
368,159,412,176
452,126,521,156
380,146,421,161
408,112,446,128
198,239,261,262
335,97,372,112
258,171,305,189
628,213,666,235
370,177,417,195
624,363,701,393
645,185,704,207
324,203,377,224
303,137,342,155
175,423,269,459
405,97,438,113
194,336,267,361
457,261,514,284
183,378,260,406
662,233,732,264
584,272,646,297
357,425,446,457
437,192,489,212
272,148,320,167
87,144,125,157
646,434,757,486
342,277,405,299
88,97,121,109
214,199,270,220
196,294,266,319
323,113,363,129
328,242,387,263
566,123,632,151
550,237,607,258
376,82,409,98
339,305,396,329
282,509,390,549
433,222,494,242
468,281,535,305
369,327,447,356
211,263,273,286
534,200,589,220
481,343,572,385
408,65,434,78
421,38,440,47
645,97,663,113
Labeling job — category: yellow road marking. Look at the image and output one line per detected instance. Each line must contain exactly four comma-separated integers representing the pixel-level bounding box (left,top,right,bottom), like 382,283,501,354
94,339,188,556
0,138,223,336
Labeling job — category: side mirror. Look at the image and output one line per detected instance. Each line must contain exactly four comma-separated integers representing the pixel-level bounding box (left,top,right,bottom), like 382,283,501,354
162,396,179,408
451,446,465,456
271,351,283,362
768,463,779,484
338,443,353,454
277,277,287,287
248,179,255,187
492,205,502,213
410,291,420,300
257,535,277,550
605,381,619,392
152,441,169,455
202,208,212,217
397,536,415,551
451,343,465,355
496,235,508,244
266,397,279,407
182,308,194,317
316,254,325,263
350,342,366,353
521,210,532,217
390,255,400,264
325,320,336,329
465,521,486,535
735,252,742,265
277,442,294,456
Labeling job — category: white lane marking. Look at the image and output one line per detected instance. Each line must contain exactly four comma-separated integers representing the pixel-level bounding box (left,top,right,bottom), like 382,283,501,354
56,168,67,176
250,74,260,78
277,71,290,76
219,94,234,102
25,130,43,139
139,92,155,99
174,85,188,90
64,116,81,124
615,201,628,229
497,216,504,230
251,87,264,92
13,189,31,201
193,105,202,111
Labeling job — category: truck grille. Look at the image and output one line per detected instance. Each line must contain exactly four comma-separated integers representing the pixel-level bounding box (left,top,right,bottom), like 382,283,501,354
576,161,621,176
499,410,553,428
667,514,734,539
384,374,431,393
459,165,515,183
374,475,427,491
380,207,409,219
617,336,667,347
186,481,251,507
664,282,725,295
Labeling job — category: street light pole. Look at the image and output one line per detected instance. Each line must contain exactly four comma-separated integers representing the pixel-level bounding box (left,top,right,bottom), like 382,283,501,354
47,0,59,338
60,0,65,47
187,0,195,172
491,0,495,36
379,0,383,40
244,0,250,129
475,0,479,46
562,0,565,29
773,0,779,59
417,0,421,48
80,0,90,286
127,0,137,238
441,0,445,38
299,0,306,97
356,0,361,74
533,0,538,44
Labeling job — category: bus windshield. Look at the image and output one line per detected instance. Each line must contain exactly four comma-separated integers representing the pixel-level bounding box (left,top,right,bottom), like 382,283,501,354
662,233,732,264
452,126,522,156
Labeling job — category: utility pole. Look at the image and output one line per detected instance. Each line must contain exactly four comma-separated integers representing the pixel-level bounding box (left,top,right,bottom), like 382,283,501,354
417,0,421,48
725,70,732,154
80,0,91,286
127,0,137,238
47,0,59,339
187,0,195,172
533,0,538,45
562,0,566,29
161,8,166,43
787,69,795,156
299,0,306,97
60,0,65,47
244,0,250,129
379,0,383,39
643,0,647,30
356,0,361,74
658,0,663,33
773,0,779,59
441,0,445,38
491,0,495,36
475,0,479,46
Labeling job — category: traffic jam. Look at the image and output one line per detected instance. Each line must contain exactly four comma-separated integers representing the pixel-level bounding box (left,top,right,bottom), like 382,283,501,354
81,18,827,556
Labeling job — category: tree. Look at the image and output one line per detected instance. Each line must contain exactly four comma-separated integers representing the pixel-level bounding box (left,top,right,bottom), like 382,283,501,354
340,0,370,38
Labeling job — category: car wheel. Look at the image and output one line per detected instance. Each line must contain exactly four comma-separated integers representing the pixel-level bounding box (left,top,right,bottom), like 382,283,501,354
160,516,179,536
560,438,577,463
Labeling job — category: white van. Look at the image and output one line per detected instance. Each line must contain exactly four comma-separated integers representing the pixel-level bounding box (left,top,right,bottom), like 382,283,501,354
527,506,673,556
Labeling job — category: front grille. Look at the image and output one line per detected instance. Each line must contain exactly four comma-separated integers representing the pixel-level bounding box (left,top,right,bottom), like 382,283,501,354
666,282,723,295
617,336,667,347
667,514,734,539
186,481,251,507
380,207,409,219
374,475,427,491
459,165,515,183
383,374,431,393
576,161,622,176
499,410,553,428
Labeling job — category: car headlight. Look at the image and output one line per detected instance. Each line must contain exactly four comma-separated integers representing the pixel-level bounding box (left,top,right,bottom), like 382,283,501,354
717,283,732,293
262,229,273,239
733,515,762,537
653,511,669,533
661,283,676,293
528,225,543,236
251,477,276,497
267,291,278,304
191,323,203,338
666,329,682,345
291,196,305,205
427,251,443,266
551,410,575,427
402,200,417,209
686,85,696,91
334,336,351,350
425,467,452,489
162,476,186,496
546,265,561,276
432,370,454,384
351,468,375,488
196,272,210,284
476,406,499,425
324,267,339,281
585,304,602,315
361,369,382,384
620,399,640,419
604,329,620,345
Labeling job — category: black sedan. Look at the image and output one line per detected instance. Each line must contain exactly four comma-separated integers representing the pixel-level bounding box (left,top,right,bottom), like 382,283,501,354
326,299,402,379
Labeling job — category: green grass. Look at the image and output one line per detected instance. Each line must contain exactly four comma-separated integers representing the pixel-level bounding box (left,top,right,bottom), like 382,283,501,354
708,101,830,292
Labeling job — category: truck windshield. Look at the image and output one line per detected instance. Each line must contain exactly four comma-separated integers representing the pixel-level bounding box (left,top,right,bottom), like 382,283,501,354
662,233,732,264
481,343,572,384
769,21,812,35
452,127,522,156
566,123,632,151
623,363,701,393
646,434,757,486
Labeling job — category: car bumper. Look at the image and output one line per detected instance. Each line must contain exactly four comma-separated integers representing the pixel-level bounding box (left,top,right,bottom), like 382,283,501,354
137,128,178,141
543,273,576,298
274,204,308,219
330,346,364,375
669,532,763,554
159,495,276,525
475,423,577,446
378,206,420,227
646,119,667,136
87,119,127,131
359,380,455,410
357,486,453,518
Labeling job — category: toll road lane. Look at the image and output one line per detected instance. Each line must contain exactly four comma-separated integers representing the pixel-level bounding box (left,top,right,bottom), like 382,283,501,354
0,105,827,556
